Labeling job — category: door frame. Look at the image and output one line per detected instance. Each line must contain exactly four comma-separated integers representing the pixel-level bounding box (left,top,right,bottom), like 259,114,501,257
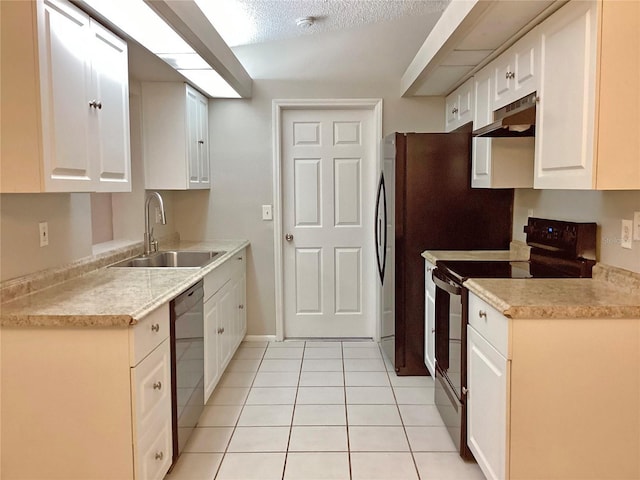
272,99,383,341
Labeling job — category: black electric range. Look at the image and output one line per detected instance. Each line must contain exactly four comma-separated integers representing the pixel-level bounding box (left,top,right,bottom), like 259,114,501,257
431,217,597,460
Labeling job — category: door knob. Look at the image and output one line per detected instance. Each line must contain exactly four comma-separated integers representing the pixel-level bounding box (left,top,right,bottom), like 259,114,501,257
285,234,294,242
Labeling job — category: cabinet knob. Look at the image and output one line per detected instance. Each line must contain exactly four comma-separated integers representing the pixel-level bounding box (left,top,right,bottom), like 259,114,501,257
151,323,160,332
155,451,164,460
452,107,458,114
198,140,204,144
239,304,244,310
237,256,243,261
431,328,436,333
478,310,487,319
505,71,515,79
285,234,294,242
88,100,102,109
427,267,432,273
153,381,162,390
462,386,468,396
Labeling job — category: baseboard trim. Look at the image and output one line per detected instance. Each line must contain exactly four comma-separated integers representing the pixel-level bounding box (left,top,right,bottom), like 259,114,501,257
243,335,277,343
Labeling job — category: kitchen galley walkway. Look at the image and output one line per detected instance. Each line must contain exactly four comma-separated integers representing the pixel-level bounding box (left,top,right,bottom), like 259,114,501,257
165,340,485,480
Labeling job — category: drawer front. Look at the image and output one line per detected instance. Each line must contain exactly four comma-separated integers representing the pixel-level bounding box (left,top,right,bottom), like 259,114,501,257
468,293,509,358
204,248,246,301
130,303,169,366
131,339,171,436
134,412,172,480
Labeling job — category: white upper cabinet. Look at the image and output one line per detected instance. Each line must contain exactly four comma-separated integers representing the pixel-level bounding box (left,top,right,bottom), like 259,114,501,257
444,77,474,132
472,63,534,189
142,83,210,190
90,20,131,192
535,0,640,190
490,28,539,110
0,0,131,193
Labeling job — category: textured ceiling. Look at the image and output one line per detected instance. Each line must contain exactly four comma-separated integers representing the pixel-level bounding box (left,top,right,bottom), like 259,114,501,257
196,0,450,47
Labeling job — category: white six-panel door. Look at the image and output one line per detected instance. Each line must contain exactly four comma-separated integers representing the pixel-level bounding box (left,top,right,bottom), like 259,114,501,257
282,108,375,338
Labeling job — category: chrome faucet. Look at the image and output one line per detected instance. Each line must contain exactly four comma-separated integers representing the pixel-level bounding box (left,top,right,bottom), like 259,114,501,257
144,191,167,256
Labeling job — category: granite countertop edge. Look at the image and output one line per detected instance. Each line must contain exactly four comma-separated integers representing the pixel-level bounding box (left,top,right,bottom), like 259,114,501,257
0,240,250,328
464,278,640,320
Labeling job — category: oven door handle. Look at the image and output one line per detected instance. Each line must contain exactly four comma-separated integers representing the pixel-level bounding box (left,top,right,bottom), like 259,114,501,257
432,268,462,296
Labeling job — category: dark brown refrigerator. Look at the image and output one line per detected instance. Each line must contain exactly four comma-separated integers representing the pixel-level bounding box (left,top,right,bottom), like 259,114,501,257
376,131,513,375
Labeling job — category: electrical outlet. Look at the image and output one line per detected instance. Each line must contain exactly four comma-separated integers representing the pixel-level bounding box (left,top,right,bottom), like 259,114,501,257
634,211,640,241
39,222,49,247
262,204,273,221
621,219,633,249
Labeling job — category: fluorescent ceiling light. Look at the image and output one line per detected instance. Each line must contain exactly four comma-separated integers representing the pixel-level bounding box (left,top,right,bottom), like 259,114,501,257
81,0,241,98
177,69,241,99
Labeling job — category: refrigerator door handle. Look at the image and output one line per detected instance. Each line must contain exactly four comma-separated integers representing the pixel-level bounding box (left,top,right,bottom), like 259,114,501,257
375,173,387,284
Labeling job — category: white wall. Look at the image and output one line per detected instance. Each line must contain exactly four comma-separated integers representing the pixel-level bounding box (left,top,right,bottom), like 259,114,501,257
513,189,640,273
0,83,175,283
0,193,93,281
173,79,445,336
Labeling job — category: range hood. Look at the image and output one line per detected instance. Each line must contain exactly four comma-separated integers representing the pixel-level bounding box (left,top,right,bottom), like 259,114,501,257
473,92,537,137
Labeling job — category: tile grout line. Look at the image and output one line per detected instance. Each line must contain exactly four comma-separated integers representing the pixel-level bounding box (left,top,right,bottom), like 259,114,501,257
281,340,305,480
212,343,267,480
379,341,423,480
343,341,354,480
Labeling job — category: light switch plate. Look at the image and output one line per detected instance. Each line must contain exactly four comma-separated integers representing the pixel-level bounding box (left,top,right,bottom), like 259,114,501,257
621,219,633,249
634,211,640,241
262,204,273,221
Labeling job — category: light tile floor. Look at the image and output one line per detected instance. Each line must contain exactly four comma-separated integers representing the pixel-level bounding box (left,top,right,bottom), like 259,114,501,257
166,340,485,480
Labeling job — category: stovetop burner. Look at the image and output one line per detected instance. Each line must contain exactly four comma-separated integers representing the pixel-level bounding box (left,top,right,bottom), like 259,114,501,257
434,259,574,284
436,218,597,283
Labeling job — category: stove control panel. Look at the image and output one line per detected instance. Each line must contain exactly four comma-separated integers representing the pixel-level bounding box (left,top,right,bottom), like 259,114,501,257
524,217,596,260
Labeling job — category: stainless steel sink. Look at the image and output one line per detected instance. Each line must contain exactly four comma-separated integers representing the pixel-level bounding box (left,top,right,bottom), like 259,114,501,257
110,250,225,268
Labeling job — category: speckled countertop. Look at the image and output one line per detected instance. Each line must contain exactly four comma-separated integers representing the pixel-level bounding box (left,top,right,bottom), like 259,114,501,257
421,241,530,264
465,278,640,319
422,250,517,263
0,240,249,328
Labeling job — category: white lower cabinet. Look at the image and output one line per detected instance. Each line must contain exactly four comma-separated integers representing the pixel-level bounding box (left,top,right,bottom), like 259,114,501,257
466,291,640,480
204,249,247,402
467,325,508,480
423,260,436,376
130,338,172,480
1,303,172,479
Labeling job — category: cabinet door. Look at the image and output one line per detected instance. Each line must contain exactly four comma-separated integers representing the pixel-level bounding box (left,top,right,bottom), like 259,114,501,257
204,294,220,402
472,66,493,188
91,19,130,192
217,282,235,373
131,339,172,480
38,0,93,192
196,92,210,187
445,78,474,132
423,261,436,376
513,34,537,98
186,85,210,189
467,326,508,480
535,0,597,189
232,271,247,349
492,56,514,109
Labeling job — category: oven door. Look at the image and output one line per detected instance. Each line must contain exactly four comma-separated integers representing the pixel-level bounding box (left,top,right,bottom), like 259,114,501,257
432,267,463,397
432,267,473,459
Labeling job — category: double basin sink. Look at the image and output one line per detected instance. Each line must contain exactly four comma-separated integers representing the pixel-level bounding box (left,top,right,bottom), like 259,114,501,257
110,250,225,268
